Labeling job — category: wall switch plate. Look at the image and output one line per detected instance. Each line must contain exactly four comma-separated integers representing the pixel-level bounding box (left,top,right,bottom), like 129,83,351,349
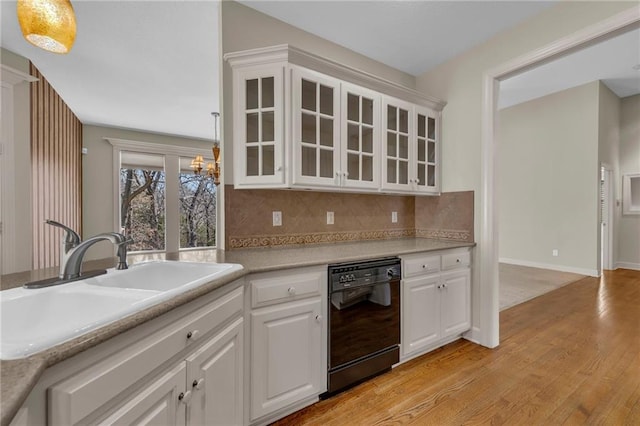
552,249,559,257
392,211,398,223
327,211,334,225
272,211,282,227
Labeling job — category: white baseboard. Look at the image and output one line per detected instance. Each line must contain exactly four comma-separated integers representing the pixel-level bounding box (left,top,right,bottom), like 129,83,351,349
616,262,640,271
499,257,598,277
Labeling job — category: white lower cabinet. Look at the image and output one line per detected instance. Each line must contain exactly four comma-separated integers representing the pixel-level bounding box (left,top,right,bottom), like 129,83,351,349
247,266,327,424
186,318,244,426
401,249,471,360
47,284,245,426
100,362,187,426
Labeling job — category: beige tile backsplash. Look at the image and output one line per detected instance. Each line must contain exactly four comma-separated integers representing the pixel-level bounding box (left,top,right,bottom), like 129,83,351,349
225,186,473,249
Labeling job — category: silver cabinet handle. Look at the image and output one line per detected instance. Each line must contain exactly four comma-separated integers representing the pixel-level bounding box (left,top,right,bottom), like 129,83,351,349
186,330,200,341
178,390,192,405
416,178,420,184
315,314,322,323
276,166,282,171
192,378,204,390
287,287,296,296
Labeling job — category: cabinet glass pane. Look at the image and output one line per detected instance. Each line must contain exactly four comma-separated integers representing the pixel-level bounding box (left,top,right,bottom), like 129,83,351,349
301,79,316,112
347,124,359,151
387,132,396,157
262,111,274,142
262,145,275,175
246,113,258,143
320,85,333,115
347,94,359,122
428,117,436,139
246,79,258,110
428,141,436,163
247,147,259,176
302,113,316,144
399,161,408,184
387,106,396,131
418,115,426,138
418,139,426,162
320,117,333,147
362,98,373,125
262,77,274,108
399,135,408,159
320,149,333,178
418,164,426,187
387,159,396,184
362,127,373,153
362,156,373,182
301,146,316,176
427,165,436,186
399,109,408,133
347,153,359,180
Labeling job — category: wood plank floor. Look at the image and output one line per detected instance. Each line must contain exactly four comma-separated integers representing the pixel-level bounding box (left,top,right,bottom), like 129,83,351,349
273,269,640,425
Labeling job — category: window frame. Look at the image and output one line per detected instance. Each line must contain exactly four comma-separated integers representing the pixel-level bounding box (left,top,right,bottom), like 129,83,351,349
107,138,216,253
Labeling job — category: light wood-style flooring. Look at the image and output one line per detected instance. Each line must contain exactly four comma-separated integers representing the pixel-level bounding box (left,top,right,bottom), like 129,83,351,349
273,269,640,425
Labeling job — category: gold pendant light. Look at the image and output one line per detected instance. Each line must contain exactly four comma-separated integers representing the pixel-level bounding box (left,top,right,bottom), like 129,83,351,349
17,0,77,54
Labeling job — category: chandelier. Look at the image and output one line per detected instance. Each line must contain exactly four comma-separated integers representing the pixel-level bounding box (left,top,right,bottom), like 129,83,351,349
191,112,221,186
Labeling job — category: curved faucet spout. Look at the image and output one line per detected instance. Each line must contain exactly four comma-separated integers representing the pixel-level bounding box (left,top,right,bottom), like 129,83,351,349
61,233,130,280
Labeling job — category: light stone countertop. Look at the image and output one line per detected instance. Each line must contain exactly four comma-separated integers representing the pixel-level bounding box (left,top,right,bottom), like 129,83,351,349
0,238,474,426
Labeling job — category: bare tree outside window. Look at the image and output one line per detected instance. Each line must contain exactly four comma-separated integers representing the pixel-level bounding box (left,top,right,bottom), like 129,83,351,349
179,171,217,248
120,168,166,251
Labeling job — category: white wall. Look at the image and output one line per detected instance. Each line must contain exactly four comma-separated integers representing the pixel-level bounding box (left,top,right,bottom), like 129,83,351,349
1,48,33,273
82,125,211,260
618,94,640,269
498,82,600,275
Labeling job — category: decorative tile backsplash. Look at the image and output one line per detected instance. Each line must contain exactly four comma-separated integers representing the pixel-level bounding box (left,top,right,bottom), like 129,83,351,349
225,186,473,249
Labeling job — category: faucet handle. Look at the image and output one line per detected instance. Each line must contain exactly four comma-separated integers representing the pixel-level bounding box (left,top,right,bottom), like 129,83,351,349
45,220,81,246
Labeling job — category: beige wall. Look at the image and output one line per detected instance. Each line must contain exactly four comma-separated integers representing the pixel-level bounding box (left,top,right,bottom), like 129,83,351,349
498,82,600,274
1,48,33,273
82,125,211,260
618,94,640,269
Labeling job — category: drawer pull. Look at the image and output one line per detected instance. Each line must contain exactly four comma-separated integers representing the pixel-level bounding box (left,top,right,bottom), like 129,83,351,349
178,391,192,405
287,287,296,296
422,265,428,269
186,330,200,341
456,258,461,263
315,314,322,323
192,378,204,390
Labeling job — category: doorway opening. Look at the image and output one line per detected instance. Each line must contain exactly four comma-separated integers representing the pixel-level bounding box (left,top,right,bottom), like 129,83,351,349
601,165,614,272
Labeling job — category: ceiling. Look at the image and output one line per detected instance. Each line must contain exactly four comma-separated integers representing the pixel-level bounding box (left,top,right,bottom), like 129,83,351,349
1,1,638,140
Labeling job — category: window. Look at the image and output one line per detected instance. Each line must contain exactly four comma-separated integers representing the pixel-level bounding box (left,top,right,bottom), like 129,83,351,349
179,157,217,248
110,139,217,253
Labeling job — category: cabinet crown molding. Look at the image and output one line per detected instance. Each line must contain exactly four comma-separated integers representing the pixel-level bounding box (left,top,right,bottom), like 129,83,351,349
224,44,446,111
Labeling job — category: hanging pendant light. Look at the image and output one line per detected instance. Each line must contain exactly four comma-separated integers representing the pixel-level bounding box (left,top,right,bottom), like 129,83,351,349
17,0,77,54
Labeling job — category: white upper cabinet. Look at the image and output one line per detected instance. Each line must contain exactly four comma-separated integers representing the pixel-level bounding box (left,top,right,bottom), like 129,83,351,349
225,45,445,194
233,65,285,187
382,97,440,194
292,67,341,188
340,83,380,190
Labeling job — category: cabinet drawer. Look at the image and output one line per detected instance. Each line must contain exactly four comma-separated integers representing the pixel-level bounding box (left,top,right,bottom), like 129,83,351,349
441,251,470,270
250,267,325,308
403,255,441,278
49,286,243,426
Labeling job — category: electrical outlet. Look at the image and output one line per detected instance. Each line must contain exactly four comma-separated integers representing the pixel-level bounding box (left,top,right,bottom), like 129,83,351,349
327,211,334,225
392,211,398,223
272,211,282,227
552,249,559,257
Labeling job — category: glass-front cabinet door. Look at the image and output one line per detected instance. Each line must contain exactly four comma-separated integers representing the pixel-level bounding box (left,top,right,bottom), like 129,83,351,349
415,106,439,194
233,65,284,187
382,97,413,192
292,67,340,188
340,83,380,190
